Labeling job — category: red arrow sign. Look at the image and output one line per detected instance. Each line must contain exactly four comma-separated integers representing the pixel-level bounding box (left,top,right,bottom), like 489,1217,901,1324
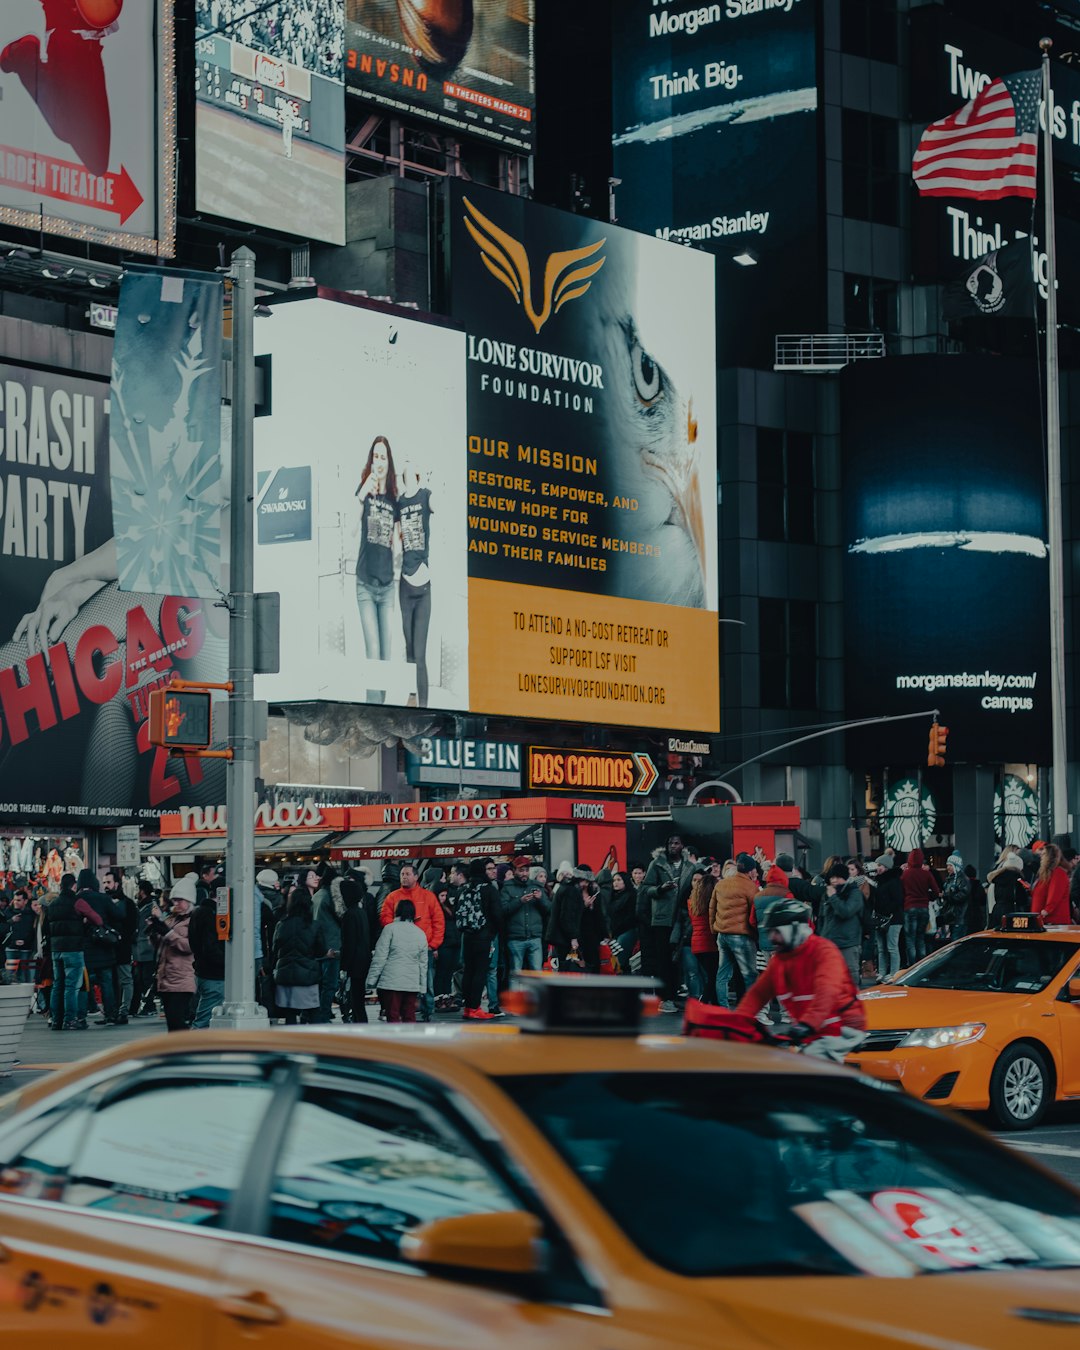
633,752,659,796
0,144,144,225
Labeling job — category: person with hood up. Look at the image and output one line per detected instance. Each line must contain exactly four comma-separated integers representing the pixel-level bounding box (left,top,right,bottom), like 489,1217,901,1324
1031,843,1072,925
938,851,972,943
819,861,865,984
964,865,988,933
367,897,429,1023
901,848,940,965
458,858,501,1020
310,864,342,1024
608,870,638,975
272,885,325,1024
340,877,373,1022
737,899,866,1055
152,874,196,1032
871,853,904,978
546,866,588,970
709,853,759,1009
254,870,283,1015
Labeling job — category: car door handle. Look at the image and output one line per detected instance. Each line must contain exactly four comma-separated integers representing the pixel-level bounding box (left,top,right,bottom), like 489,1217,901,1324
216,1292,286,1325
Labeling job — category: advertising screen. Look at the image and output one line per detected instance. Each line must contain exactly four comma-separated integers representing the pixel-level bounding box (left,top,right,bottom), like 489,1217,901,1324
196,0,345,244
253,295,469,711
451,182,719,732
345,0,534,153
0,362,228,825
0,0,175,256
612,0,818,367
841,356,1050,766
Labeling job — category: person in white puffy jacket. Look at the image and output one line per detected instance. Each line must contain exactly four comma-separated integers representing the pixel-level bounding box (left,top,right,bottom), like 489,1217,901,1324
366,899,429,1023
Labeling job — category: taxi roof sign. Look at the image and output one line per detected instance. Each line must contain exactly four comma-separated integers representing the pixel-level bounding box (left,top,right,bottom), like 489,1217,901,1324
507,972,659,1036
1001,912,1045,933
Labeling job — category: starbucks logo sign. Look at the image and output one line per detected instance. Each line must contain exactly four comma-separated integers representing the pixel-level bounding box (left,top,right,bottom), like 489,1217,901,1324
994,774,1040,848
881,779,937,855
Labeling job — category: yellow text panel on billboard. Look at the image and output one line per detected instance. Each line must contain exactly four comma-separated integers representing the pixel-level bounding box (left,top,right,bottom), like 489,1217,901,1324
469,579,719,732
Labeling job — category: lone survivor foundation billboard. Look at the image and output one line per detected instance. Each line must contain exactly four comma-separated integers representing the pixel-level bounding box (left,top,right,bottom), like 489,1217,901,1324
842,356,1050,765
0,362,227,824
451,183,719,732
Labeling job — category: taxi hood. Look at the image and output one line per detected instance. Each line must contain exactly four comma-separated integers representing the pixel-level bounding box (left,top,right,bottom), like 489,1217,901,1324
857,983,1034,1029
711,1268,1080,1348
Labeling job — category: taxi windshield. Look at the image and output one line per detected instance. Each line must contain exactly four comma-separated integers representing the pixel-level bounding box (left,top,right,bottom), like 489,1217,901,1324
500,1073,1080,1278
897,937,1077,993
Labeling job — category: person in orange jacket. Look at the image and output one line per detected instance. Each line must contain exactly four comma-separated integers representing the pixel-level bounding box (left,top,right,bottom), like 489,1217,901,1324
1031,843,1071,925
736,899,867,1056
380,863,445,1021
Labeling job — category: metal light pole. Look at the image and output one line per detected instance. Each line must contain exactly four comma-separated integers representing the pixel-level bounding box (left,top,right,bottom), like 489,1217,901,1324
1041,38,1069,837
213,245,269,1029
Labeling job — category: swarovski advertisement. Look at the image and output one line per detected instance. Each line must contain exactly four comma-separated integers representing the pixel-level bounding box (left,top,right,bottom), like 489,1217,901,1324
253,295,469,711
451,182,719,732
195,0,345,245
841,356,1050,765
0,362,227,825
0,0,175,255
611,0,818,366
345,0,534,152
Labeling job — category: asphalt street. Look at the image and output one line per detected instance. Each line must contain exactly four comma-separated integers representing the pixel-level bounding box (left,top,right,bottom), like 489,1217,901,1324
5,1008,1080,1188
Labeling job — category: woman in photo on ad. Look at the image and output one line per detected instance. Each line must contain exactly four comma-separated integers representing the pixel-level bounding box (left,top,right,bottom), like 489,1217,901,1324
354,435,398,702
396,462,433,707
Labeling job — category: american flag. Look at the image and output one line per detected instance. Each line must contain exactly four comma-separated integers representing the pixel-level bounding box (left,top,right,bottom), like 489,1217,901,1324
912,70,1041,200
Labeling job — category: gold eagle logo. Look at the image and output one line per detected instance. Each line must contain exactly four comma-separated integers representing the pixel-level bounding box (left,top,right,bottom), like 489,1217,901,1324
462,195,606,335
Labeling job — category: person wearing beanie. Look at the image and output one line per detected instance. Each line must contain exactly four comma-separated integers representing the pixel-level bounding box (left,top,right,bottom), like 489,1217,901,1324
501,854,549,976
254,869,282,1016
900,848,940,965
938,851,971,943
819,861,865,984
870,853,904,978
752,865,792,957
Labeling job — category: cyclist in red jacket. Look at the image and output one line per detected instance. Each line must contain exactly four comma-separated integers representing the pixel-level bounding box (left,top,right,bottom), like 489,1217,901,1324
736,900,866,1056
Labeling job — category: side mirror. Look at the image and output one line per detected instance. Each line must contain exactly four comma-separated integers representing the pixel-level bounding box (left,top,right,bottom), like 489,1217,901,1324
1067,978,1080,1003
400,1210,546,1276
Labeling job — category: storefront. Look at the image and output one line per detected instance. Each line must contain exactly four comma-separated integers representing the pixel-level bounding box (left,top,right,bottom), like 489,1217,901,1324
155,796,629,878
0,828,90,894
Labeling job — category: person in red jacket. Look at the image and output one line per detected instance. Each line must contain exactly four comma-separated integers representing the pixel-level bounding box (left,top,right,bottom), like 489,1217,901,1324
737,900,866,1055
380,864,445,1021
900,848,940,966
686,870,719,1004
1031,843,1072,925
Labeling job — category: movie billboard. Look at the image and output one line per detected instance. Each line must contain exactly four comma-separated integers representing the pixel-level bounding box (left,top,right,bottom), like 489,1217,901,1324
612,0,818,367
841,356,1050,765
451,182,719,733
0,0,175,256
345,0,534,153
0,362,228,825
196,0,345,245
253,295,469,711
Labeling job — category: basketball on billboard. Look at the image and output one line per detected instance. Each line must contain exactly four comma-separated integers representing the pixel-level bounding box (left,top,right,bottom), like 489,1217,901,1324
74,0,124,29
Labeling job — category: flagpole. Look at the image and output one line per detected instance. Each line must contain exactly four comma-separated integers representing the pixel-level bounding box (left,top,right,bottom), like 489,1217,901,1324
1040,38,1069,836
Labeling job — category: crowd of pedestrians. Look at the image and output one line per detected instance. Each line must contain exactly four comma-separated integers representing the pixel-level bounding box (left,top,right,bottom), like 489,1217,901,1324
2,832,1077,1033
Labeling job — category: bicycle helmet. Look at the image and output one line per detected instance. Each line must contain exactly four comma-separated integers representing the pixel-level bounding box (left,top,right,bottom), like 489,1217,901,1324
764,899,812,952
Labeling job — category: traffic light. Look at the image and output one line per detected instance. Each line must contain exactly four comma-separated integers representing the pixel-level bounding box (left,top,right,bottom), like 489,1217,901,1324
927,722,949,768
148,688,213,750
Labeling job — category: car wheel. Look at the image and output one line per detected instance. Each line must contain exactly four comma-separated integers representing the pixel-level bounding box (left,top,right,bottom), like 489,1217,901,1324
989,1043,1050,1130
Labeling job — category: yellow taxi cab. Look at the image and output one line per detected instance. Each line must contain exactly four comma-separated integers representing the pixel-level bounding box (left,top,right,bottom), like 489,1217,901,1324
1,973,1080,1348
851,914,1080,1129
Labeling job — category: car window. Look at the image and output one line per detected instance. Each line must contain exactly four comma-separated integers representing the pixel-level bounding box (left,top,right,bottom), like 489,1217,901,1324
899,938,1076,993
0,1073,276,1228
499,1073,1080,1279
267,1079,518,1264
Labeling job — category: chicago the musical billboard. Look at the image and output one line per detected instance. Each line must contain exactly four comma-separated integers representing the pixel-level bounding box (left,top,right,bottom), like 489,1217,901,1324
0,361,227,824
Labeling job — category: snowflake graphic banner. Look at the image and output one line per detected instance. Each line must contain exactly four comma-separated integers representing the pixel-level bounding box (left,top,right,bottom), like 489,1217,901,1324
111,269,225,599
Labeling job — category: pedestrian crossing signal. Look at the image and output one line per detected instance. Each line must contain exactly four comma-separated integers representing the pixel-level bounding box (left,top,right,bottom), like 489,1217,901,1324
927,722,949,767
